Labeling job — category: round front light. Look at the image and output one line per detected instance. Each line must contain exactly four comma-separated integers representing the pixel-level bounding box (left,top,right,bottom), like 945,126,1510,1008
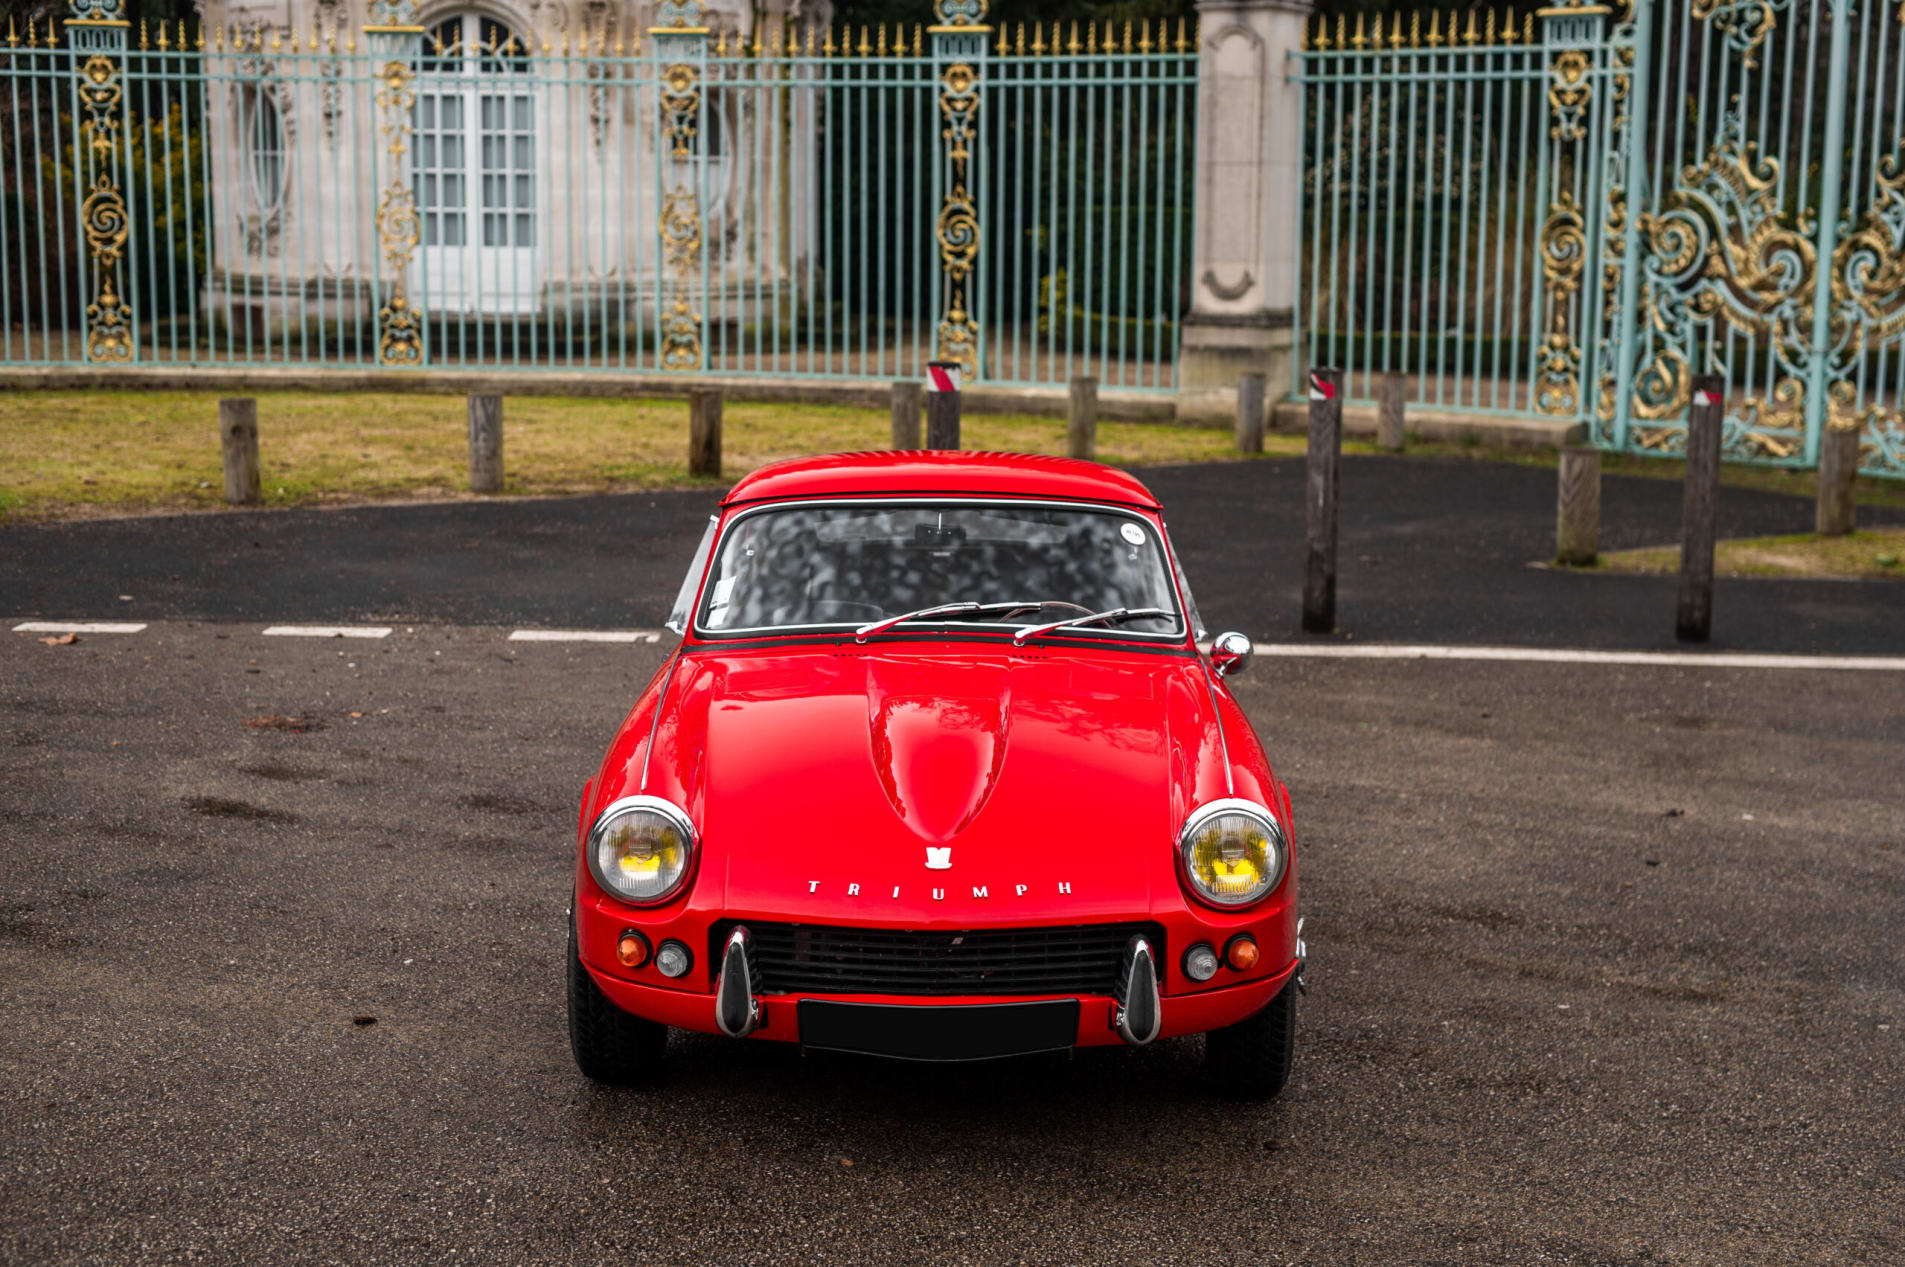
654,941,692,979
587,797,696,905
1179,800,1285,909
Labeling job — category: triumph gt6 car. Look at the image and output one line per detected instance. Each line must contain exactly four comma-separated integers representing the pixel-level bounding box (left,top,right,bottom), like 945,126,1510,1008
567,451,1305,1095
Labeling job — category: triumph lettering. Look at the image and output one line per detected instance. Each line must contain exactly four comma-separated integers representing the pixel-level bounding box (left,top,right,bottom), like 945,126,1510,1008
972,885,988,898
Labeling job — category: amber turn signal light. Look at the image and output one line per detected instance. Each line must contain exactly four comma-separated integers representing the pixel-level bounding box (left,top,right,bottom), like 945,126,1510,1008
616,930,651,969
1225,935,1259,972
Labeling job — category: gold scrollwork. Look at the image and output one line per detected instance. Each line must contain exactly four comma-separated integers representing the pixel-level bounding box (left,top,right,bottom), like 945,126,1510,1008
1689,0,1787,70
935,60,979,374
1547,49,1591,141
660,186,702,370
655,38,702,370
1537,191,1586,415
375,58,422,365
661,62,699,159
78,50,131,362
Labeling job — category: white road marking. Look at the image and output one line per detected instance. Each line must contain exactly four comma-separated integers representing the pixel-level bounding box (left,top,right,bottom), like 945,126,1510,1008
261,625,393,639
1252,641,1905,673
13,621,148,634
507,629,666,644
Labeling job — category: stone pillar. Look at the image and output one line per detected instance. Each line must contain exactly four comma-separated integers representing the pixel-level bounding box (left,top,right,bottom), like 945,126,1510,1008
1177,0,1312,424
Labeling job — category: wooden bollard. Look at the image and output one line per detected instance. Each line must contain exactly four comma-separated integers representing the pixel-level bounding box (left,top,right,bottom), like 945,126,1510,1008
689,387,722,477
219,398,260,506
1676,374,1726,643
890,381,922,449
925,361,961,450
1235,372,1265,454
467,393,503,493
1555,445,1602,566
1302,369,1343,635
1816,422,1860,537
1068,375,1098,460
1378,372,1405,452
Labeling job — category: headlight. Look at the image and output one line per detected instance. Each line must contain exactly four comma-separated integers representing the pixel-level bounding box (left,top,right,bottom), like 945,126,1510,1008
1179,799,1285,908
586,796,696,905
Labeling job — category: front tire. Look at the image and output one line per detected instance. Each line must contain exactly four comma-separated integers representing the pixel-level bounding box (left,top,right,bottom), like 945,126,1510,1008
1204,977,1297,1099
567,918,667,1085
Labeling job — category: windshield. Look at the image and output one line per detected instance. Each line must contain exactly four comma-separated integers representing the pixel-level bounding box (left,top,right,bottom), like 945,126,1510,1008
696,501,1183,638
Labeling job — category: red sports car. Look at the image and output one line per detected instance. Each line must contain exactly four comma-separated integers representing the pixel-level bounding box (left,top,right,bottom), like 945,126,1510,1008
567,451,1305,1095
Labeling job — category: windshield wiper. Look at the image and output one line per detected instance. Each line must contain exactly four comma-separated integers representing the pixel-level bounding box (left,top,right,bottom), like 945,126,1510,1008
853,600,1047,643
1011,607,1172,646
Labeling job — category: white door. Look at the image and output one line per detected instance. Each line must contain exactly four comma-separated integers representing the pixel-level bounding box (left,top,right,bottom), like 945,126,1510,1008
413,14,537,316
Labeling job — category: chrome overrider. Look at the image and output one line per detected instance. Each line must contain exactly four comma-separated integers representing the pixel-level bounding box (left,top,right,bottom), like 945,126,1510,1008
1115,935,1163,1046
715,925,761,1038
1294,916,1309,996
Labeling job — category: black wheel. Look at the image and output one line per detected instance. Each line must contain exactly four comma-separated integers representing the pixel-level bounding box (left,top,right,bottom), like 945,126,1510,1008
1204,978,1297,1099
567,917,667,1085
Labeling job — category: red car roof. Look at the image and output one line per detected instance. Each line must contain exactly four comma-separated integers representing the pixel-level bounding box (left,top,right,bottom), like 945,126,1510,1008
721,450,1164,509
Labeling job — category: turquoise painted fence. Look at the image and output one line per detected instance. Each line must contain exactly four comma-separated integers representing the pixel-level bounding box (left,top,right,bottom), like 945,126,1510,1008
1295,0,1905,479
0,0,1197,390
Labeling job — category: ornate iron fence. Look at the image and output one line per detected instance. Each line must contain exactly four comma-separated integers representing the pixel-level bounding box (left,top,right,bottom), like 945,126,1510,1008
0,0,1197,390
1296,0,1905,479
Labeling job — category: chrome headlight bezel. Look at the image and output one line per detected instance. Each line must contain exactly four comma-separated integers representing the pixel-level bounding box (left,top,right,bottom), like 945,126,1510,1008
584,795,698,907
1177,798,1287,909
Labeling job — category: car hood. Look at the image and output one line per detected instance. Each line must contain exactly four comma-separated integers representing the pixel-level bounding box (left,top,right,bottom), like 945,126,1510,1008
636,644,1235,923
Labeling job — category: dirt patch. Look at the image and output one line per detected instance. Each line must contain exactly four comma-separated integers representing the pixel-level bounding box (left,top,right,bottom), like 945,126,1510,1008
183,795,299,824
238,761,323,783
461,791,545,815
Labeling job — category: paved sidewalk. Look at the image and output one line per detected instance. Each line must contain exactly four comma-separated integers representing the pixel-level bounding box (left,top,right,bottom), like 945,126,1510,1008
3,455,1900,653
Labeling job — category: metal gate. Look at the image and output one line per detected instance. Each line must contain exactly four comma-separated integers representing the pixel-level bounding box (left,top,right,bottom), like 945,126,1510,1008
0,0,1197,390
1295,0,1905,479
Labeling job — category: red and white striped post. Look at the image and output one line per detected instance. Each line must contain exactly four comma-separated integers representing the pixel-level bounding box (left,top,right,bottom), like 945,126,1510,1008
926,361,962,450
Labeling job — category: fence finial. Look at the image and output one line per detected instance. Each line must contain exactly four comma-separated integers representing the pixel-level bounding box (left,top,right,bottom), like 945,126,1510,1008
877,22,886,54
1312,14,1328,50
1017,21,1026,53
1485,8,1496,43
1524,10,1533,40
1425,11,1440,46
1350,14,1365,48
1334,13,1345,47
1389,13,1404,47
1464,9,1479,44
1503,8,1517,43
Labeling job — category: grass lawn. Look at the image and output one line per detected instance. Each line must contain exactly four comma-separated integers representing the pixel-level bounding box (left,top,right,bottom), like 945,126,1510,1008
0,390,1305,521
1590,527,1905,580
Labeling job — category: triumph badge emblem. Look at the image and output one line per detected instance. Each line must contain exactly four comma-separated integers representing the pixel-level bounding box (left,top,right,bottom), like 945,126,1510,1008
925,847,952,870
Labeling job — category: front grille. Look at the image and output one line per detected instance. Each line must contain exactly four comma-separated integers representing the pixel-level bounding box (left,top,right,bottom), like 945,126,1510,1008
721,921,1161,997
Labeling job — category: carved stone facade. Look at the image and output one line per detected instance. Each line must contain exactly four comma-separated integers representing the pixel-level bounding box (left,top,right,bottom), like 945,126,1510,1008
196,0,829,335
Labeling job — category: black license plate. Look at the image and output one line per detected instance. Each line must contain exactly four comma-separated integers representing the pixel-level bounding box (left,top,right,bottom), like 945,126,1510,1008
796,999,1082,1062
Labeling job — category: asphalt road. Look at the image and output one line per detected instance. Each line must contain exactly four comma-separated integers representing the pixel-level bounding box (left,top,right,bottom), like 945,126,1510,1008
4,456,1902,652
4,623,1901,1264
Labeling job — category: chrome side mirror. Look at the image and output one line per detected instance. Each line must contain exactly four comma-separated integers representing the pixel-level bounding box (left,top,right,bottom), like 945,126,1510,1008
1210,631,1252,678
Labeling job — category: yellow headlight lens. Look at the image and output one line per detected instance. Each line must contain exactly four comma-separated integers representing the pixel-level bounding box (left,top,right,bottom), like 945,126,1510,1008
1182,807,1283,907
590,803,694,903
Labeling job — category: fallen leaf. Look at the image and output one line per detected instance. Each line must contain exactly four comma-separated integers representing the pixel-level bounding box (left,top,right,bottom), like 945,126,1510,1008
245,714,325,734
348,711,364,719
352,1015,378,1027
39,632,79,646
